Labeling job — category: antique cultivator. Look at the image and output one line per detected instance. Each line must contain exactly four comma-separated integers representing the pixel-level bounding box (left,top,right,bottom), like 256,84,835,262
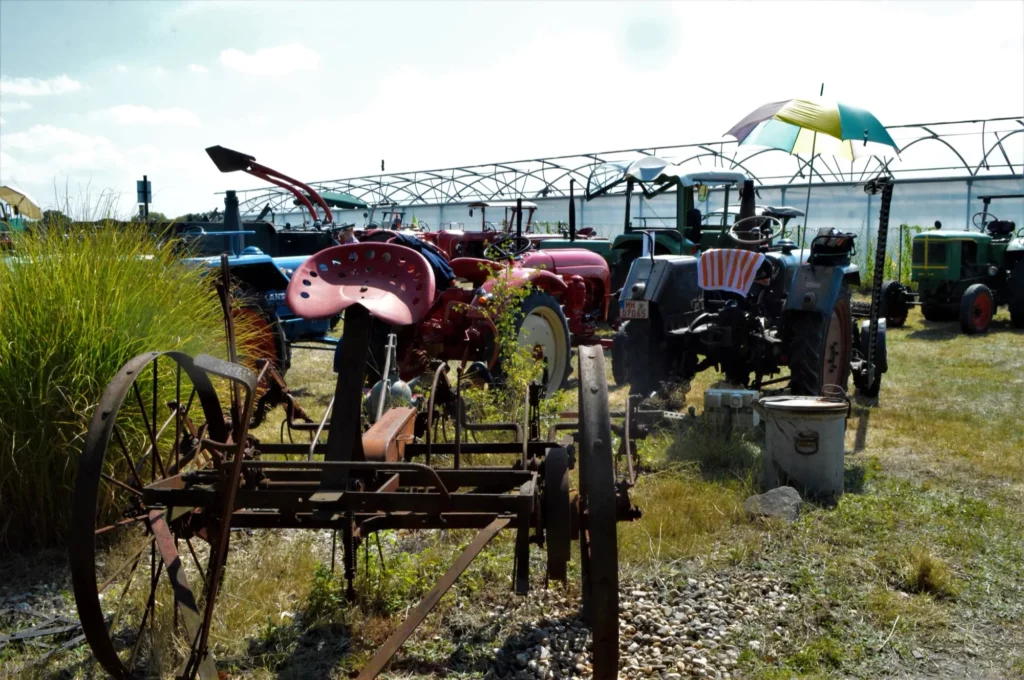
71,241,643,679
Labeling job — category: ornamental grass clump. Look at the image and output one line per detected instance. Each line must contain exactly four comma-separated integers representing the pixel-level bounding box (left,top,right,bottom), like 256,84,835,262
0,224,234,548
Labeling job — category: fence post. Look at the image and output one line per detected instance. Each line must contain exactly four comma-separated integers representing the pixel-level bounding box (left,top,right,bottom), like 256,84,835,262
965,178,973,227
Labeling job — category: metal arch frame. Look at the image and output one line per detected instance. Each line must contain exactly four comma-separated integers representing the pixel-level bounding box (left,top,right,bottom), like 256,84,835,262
230,116,1023,214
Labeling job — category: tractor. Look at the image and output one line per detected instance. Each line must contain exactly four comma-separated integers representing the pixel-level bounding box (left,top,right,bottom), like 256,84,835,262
611,175,896,399
354,200,611,396
535,159,748,282
877,193,1024,333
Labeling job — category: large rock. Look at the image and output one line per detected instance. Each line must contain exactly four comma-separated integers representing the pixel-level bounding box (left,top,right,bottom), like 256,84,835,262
744,486,802,522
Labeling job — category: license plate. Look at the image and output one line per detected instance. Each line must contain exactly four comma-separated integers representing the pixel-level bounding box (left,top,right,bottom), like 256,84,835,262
621,299,649,319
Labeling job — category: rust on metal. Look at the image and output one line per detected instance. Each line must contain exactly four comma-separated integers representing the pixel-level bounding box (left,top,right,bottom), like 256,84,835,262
362,406,417,462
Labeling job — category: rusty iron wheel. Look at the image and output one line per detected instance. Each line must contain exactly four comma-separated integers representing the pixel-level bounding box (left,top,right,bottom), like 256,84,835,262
577,346,619,679
543,447,571,582
70,352,225,680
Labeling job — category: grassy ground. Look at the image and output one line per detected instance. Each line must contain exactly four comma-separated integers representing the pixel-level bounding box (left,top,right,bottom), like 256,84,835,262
1,308,1022,679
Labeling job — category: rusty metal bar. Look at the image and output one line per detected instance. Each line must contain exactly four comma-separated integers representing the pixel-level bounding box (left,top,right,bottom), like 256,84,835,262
355,517,510,680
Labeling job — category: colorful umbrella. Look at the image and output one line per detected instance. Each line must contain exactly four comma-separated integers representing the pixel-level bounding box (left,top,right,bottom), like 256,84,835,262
0,185,43,220
726,99,898,160
726,98,898,244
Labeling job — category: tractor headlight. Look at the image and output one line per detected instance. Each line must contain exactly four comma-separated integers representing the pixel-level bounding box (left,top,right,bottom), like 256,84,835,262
631,282,646,299
988,265,999,277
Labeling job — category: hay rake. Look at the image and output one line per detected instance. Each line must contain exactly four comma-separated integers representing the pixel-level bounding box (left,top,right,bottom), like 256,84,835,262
70,242,646,679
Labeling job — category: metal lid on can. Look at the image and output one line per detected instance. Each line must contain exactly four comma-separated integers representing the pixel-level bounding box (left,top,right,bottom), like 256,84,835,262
758,396,849,413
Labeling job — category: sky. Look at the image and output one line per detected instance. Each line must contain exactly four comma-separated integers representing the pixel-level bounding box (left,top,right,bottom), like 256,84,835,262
1,0,1022,217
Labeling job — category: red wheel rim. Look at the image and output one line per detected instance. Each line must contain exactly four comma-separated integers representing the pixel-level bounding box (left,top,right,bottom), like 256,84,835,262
234,307,279,367
972,293,992,330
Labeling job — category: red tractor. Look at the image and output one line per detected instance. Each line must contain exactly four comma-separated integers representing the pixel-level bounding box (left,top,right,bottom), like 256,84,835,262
208,145,614,396
354,204,611,396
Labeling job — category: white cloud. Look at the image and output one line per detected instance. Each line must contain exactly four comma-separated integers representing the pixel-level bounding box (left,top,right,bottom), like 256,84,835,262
0,100,32,113
1,125,114,155
152,66,166,77
188,63,208,74
0,74,83,96
0,118,6,126
92,105,202,127
219,44,320,77
115,64,129,73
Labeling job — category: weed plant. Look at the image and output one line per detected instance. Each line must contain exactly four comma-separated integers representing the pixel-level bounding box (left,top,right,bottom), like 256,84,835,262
0,224,243,547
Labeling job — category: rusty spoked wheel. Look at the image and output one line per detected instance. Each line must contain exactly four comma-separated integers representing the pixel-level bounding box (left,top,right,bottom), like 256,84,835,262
576,346,619,679
70,351,225,680
543,446,571,582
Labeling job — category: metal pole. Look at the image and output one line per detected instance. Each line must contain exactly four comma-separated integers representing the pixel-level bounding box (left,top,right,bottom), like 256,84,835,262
802,137,816,248
143,174,150,221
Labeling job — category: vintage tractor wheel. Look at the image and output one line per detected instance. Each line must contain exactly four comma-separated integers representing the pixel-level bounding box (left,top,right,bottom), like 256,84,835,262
959,283,994,335
70,352,224,680
1007,261,1024,329
788,287,853,396
879,280,909,328
508,290,572,397
921,303,957,322
235,306,290,374
543,447,571,582
577,346,619,679
612,320,661,395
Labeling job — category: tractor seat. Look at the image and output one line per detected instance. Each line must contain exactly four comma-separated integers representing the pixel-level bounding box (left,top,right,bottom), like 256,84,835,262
697,248,766,298
286,243,436,326
987,219,1016,237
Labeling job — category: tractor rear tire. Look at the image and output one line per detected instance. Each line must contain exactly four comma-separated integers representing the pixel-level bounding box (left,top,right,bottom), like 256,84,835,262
1009,262,1024,329
614,320,662,396
611,323,628,386
788,287,853,396
959,284,994,335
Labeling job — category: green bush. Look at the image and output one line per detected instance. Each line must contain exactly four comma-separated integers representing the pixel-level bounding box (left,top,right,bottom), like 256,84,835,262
0,225,231,548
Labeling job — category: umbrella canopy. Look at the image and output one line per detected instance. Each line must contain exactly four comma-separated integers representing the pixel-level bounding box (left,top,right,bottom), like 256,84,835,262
0,185,43,220
726,99,898,160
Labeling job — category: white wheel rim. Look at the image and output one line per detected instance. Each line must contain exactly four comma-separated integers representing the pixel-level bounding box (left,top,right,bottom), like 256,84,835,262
519,306,568,395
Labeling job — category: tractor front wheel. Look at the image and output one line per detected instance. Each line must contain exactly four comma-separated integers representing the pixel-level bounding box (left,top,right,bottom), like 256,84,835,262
499,290,572,397
1008,261,1024,329
959,284,994,335
613,320,662,396
788,287,853,396
879,280,909,328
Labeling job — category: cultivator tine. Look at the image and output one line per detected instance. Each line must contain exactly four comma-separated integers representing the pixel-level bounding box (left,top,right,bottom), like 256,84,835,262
355,518,510,680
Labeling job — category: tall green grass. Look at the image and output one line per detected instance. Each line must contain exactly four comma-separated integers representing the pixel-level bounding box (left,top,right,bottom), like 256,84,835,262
0,224,231,548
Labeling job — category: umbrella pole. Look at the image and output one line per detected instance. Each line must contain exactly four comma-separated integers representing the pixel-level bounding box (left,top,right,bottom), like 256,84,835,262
801,131,818,249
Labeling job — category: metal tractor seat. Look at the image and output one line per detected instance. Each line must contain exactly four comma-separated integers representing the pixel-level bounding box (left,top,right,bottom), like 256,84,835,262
284,242,438,504
987,219,1017,237
697,248,767,299
287,242,436,325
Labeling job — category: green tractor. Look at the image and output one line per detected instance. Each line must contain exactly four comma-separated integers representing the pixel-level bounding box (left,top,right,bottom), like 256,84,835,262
879,194,1024,333
535,157,764,304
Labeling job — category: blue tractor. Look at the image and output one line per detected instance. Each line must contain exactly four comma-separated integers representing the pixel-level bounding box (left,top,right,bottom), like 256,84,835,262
612,175,894,399
177,146,354,373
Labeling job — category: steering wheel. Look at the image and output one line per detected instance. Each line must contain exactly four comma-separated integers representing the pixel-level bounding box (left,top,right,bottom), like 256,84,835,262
972,211,997,232
483,235,533,260
727,215,783,246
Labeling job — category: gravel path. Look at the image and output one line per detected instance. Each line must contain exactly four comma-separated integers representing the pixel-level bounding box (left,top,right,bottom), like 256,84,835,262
487,569,795,679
